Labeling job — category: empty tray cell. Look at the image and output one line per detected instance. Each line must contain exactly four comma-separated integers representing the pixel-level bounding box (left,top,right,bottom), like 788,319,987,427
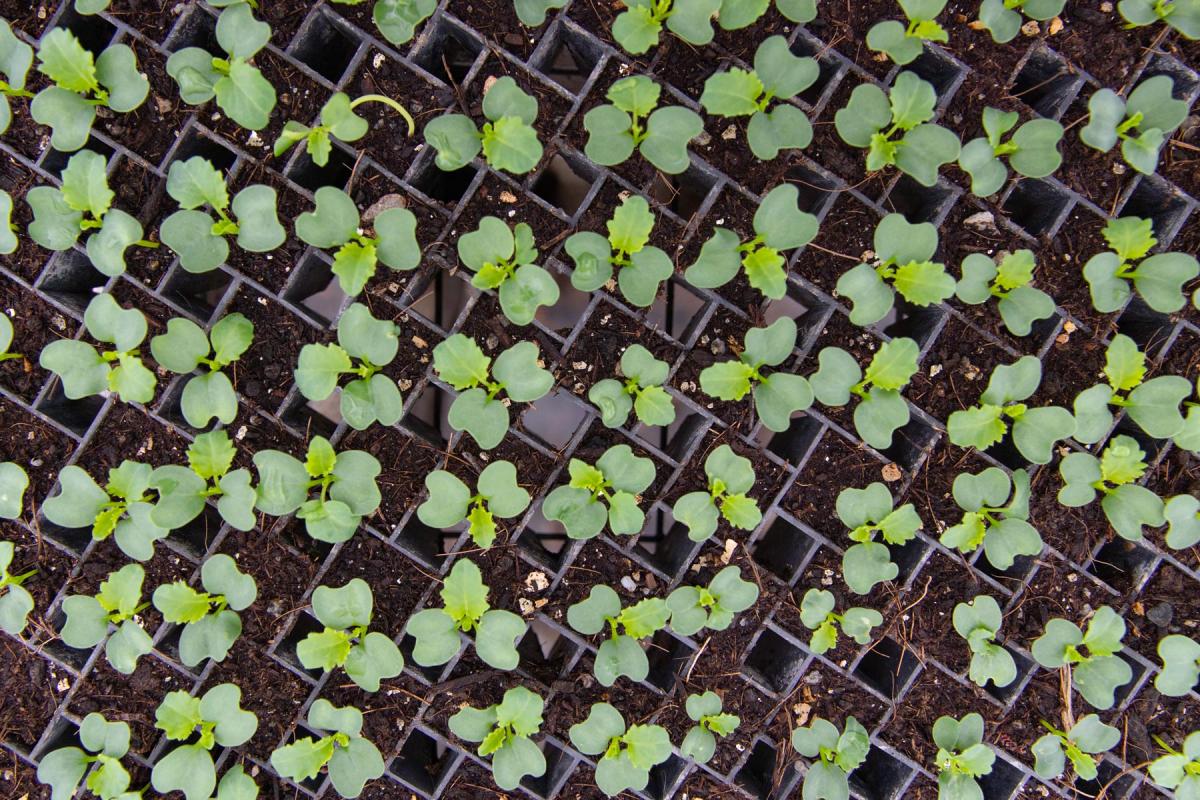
646,162,721,224
881,173,957,224
516,618,578,686
849,744,916,800
285,140,357,193
407,266,475,333
391,727,461,795
764,281,832,351
984,646,1034,706
977,753,1026,799
1139,53,1200,101
1087,537,1157,596
168,127,240,173
54,9,118,58
516,506,573,572
645,753,690,799
40,135,116,178
854,636,921,698
1120,173,1191,242
160,264,235,320
1113,295,1175,355
1011,47,1079,118
282,251,347,327
276,609,329,677
645,628,698,690
790,31,845,108
646,279,710,344
409,148,480,207
35,379,106,438
875,412,939,471
280,388,341,439
402,381,456,447
763,412,823,465
410,16,484,85
634,506,703,579
394,508,457,569
290,9,360,84
532,152,596,216
883,297,950,352
1002,178,1072,236
751,515,817,583
1073,756,1141,799
744,626,807,693
732,739,778,799
906,47,966,101
786,159,841,218
521,738,577,798
532,22,604,94
521,389,590,449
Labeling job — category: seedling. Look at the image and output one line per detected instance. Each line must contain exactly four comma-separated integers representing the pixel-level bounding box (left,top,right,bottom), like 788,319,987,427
252,435,382,543
699,36,818,159
457,216,559,325
947,356,1076,465
1072,333,1190,444
680,691,739,764
542,444,656,539
297,578,404,691
44,460,167,561
432,334,554,449
1032,715,1120,781
329,0,437,45
956,249,1056,335
1058,434,1165,542
1119,0,1200,38
836,213,954,326
835,482,922,595
978,0,1067,42
583,75,703,173
1083,215,1199,314
685,184,817,300
296,302,405,430
565,194,673,307
152,553,257,666
1176,381,1200,454
151,312,254,428
941,467,1042,570
0,540,35,635
959,108,1063,198
424,76,543,174
295,186,420,295
418,461,531,549
276,91,414,166
1165,494,1200,549
60,563,153,674
589,344,675,428
514,0,567,25
40,292,156,403
406,558,526,669
0,19,32,136
951,595,1017,689
29,27,148,151
932,713,995,800
867,0,948,65
835,71,960,186
610,0,723,54
797,588,882,656
270,698,385,799
790,716,870,800
809,337,919,449
1080,75,1189,174
148,431,254,536
151,684,258,800
0,458,28,519
671,444,761,542
568,702,672,796
27,149,158,276
0,190,16,253
1148,732,1200,798
160,156,285,274
666,565,759,636
568,585,669,685
1031,606,1133,710
36,712,134,800
166,4,278,130
449,685,547,790
698,316,814,432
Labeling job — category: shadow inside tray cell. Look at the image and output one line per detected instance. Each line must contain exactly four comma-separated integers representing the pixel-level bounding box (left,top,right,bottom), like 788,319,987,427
280,389,341,440
882,174,956,224
160,266,234,320
516,508,573,572
170,127,239,173
36,381,106,438
644,628,697,691
394,514,455,569
905,47,965,100
1074,756,1140,800
1121,173,1191,241
521,738,577,798
408,267,475,332
1087,537,1156,595
1114,295,1175,354
763,413,823,465
533,23,603,94
521,390,590,449
410,150,478,206
410,16,483,86
646,163,719,223
646,279,709,343
978,754,1025,799
36,250,110,316
645,753,689,799
286,144,357,193
635,507,702,579
283,252,347,327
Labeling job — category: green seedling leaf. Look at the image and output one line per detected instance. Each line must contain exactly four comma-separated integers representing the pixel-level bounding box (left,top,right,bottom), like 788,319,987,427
1081,76,1188,174
979,0,1066,42
792,716,870,800
1031,607,1133,709
543,445,656,539
671,444,761,541
866,0,949,65
450,686,547,789
584,75,702,173
667,565,759,635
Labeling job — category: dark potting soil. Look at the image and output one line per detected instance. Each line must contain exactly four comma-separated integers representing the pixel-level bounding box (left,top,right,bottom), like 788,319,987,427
784,425,892,537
